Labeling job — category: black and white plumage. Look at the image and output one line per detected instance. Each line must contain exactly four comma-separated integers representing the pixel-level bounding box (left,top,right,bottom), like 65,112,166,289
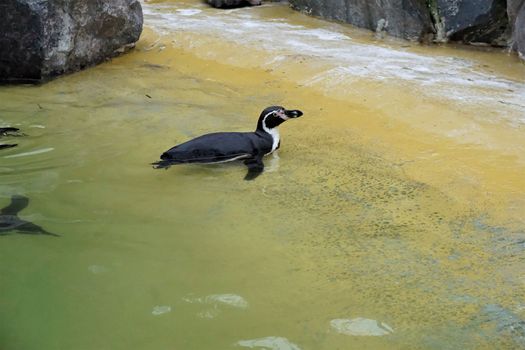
0,195,59,236
0,127,22,150
152,106,303,180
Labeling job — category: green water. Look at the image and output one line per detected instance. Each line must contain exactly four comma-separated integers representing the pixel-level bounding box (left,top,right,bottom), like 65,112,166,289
1,1,525,349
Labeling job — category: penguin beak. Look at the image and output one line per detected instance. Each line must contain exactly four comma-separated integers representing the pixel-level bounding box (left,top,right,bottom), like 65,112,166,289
284,109,303,118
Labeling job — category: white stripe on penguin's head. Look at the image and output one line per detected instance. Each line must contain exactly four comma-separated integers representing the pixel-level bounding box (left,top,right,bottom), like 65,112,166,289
261,110,281,153
262,108,287,131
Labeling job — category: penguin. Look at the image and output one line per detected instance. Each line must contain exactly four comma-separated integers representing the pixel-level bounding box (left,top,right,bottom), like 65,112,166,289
152,106,303,180
0,195,59,236
0,127,21,150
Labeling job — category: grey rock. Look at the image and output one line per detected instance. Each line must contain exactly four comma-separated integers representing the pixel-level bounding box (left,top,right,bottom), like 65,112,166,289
508,0,525,58
206,0,262,9
289,0,521,53
288,0,435,41
0,0,143,83
435,0,509,45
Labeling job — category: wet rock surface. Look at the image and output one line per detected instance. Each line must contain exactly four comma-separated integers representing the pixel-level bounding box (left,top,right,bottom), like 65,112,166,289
206,0,261,9
509,0,525,58
0,0,143,83
288,0,433,41
436,0,508,45
289,0,524,58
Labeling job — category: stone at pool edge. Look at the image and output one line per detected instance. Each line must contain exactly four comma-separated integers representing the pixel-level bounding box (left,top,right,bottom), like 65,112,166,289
288,0,525,59
206,0,262,9
0,0,143,84
509,0,525,59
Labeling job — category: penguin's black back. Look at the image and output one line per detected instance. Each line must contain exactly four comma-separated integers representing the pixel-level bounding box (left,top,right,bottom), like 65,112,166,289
160,131,273,164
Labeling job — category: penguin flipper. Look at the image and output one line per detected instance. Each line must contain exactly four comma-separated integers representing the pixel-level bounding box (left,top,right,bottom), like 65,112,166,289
151,160,175,169
0,127,20,135
17,222,60,237
244,156,264,181
1,195,29,216
0,144,17,150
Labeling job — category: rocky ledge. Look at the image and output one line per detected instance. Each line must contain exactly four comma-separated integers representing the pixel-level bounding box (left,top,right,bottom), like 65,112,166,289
289,0,525,60
206,0,262,8
0,0,143,84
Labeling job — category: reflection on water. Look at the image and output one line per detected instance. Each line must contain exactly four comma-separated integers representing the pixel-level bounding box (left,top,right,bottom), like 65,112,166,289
0,0,525,349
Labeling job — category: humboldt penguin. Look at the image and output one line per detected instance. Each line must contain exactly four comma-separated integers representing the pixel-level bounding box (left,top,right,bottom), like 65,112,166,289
0,195,59,236
152,106,303,180
0,127,21,150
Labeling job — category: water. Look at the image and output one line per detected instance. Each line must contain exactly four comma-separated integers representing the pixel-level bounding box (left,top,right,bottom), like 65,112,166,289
1,0,525,349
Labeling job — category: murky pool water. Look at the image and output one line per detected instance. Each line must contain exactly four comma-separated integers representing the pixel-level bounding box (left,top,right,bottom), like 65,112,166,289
1,1,525,349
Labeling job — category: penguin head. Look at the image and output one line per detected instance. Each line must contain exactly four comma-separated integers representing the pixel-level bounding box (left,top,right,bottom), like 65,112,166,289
256,106,303,131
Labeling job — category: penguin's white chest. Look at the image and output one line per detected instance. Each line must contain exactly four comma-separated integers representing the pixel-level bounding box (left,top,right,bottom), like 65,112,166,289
266,128,280,155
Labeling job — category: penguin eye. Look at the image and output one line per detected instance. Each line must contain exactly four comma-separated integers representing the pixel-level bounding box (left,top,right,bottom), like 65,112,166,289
274,109,285,118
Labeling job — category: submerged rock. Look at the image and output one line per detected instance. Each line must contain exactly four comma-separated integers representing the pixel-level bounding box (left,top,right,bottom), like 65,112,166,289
330,318,394,336
237,336,301,350
206,0,262,9
183,293,248,319
0,0,143,84
183,293,249,308
479,304,525,347
151,305,172,316
205,294,249,308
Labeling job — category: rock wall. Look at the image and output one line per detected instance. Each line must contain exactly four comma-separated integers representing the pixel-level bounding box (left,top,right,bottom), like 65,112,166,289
0,0,143,83
289,0,525,59
434,0,508,45
206,0,262,8
508,0,525,58
288,0,434,41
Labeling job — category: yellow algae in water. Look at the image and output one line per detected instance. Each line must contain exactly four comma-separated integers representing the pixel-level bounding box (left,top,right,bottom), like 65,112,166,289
138,0,525,225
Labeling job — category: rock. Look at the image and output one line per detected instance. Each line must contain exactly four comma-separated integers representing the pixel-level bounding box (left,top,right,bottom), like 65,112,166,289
288,0,434,41
0,0,143,84
434,0,509,46
182,293,249,319
289,0,522,54
206,0,262,9
508,0,525,26
508,0,525,58
182,293,249,308
204,294,249,308
516,10,525,59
